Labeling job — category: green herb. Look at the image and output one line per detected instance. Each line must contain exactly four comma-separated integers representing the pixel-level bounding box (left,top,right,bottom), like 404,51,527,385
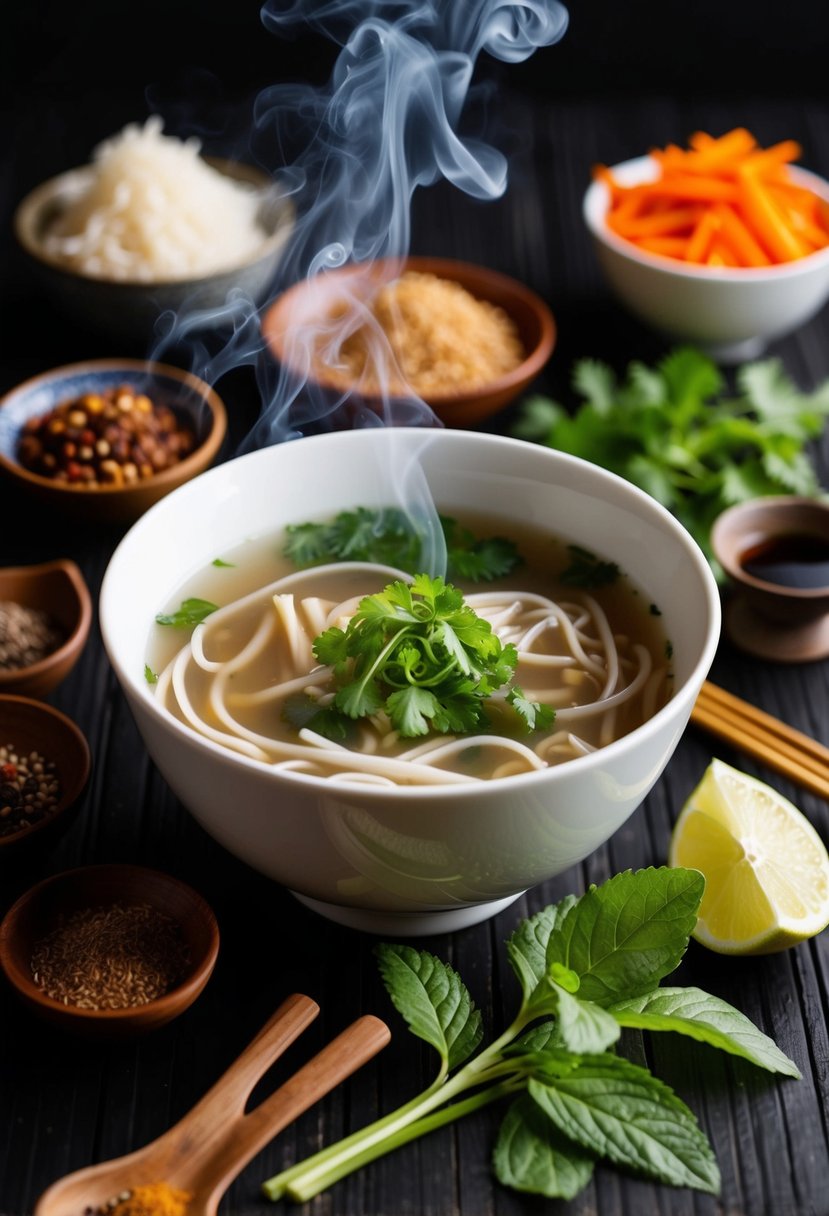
261,867,798,1204
211,557,235,568
144,664,158,685
155,598,219,628
513,348,829,579
283,508,522,583
560,544,620,588
309,574,551,739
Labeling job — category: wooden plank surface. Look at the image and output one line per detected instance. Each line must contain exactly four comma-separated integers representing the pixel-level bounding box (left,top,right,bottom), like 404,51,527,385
1,78,828,1216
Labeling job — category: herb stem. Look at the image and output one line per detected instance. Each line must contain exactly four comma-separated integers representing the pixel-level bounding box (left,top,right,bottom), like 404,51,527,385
262,1024,526,1202
282,1080,523,1203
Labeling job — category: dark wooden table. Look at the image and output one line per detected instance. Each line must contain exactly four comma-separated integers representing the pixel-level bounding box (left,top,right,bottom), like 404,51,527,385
2,52,829,1216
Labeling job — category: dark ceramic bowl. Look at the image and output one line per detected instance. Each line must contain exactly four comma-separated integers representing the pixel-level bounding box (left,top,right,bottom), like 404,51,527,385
0,864,219,1036
0,695,91,861
0,359,228,522
261,256,556,426
0,560,92,698
14,158,295,348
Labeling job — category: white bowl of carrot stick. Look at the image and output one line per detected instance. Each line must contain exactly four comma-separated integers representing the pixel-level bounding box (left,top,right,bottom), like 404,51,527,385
583,127,829,363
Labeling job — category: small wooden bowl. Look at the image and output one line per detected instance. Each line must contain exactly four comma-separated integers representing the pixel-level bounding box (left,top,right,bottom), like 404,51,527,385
0,864,219,1036
0,359,228,523
0,695,91,860
261,256,556,426
0,560,92,698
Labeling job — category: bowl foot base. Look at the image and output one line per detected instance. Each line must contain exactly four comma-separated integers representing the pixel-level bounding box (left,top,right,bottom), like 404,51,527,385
695,336,767,365
290,890,525,936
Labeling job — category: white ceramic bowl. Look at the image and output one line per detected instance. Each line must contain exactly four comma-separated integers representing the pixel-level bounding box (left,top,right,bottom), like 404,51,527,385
583,155,829,364
99,429,720,936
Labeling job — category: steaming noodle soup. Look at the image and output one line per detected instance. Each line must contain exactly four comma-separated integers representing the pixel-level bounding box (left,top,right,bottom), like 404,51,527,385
148,516,673,786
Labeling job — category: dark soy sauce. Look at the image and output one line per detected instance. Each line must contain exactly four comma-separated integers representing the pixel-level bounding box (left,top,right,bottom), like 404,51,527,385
741,532,829,589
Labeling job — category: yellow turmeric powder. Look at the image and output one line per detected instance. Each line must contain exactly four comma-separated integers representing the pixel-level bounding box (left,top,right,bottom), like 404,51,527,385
98,1182,191,1216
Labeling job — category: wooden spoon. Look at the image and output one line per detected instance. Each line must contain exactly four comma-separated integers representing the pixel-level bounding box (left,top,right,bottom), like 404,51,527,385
34,993,390,1216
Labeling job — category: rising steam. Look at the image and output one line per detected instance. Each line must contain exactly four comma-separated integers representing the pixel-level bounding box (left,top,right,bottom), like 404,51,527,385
152,0,568,447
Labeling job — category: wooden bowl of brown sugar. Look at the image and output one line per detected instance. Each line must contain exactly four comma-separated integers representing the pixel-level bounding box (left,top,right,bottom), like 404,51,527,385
0,864,219,1036
262,256,557,426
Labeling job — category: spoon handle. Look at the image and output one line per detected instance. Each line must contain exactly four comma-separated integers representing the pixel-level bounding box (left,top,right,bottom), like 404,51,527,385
199,1013,391,1204
183,992,320,1125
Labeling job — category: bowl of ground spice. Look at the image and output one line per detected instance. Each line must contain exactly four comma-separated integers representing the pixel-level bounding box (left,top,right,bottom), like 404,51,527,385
0,559,92,697
0,864,219,1036
0,360,228,522
262,256,556,426
0,694,91,858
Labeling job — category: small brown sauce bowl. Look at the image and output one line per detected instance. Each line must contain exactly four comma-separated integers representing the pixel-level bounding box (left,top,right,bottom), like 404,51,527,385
0,694,91,861
0,864,219,1037
711,496,829,662
261,255,556,426
0,560,92,698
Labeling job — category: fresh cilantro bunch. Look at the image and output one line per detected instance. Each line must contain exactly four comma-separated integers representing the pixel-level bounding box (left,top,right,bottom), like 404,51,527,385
262,867,799,1204
514,348,829,578
310,573,553,737
283,507,522,582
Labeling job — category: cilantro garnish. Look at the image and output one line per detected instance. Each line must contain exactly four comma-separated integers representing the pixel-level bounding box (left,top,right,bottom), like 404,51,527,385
307,574,552,739
212,557,235,568
155,598,219,628
144,664,158,685
560,544,620,589
514,347,829,580
283,509,522,583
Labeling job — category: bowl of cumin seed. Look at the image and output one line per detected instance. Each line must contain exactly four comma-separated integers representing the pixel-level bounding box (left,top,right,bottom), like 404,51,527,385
0,864,219,1036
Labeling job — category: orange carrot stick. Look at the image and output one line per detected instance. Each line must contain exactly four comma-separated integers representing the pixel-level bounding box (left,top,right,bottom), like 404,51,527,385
737,169,811,261
685,210,721,262
609,205,703,238
713,203,773,267
636,236,691,259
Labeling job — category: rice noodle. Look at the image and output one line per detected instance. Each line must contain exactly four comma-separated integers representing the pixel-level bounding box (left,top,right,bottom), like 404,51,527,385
153,560,670,786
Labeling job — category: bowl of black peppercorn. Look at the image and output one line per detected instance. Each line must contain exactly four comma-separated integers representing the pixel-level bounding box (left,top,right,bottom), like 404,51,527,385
0,695,91,864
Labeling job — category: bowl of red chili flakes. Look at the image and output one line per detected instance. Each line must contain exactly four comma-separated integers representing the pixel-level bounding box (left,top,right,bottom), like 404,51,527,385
0,359,228,522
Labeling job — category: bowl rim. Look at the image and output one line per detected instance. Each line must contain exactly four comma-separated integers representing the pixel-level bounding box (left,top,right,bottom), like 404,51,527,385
583,154,829,281
13,157,295,287
0,692,92,850
261,255,557,405
0,862,220,1020
100,427,722,801
0,358,228,500
0,558,93,690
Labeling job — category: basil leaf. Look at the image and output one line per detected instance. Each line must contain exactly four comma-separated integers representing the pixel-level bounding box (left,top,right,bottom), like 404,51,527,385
375,944,483,1073
546,984,620,1055
493,1095,595,1199
528,1055,721,1194
610,986,801,1077
545,867,704,1005
507,895,578,1000
155,597,218,628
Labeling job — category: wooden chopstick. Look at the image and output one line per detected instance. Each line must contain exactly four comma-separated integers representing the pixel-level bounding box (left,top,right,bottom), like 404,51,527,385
691,680,829,801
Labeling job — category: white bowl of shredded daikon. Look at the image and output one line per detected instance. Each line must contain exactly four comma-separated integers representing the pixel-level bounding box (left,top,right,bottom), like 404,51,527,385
14,117,295,347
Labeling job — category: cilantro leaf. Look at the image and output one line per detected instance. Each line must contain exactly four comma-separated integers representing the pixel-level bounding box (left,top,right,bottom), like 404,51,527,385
514,347,829,579
283,508,522,582
155,597,219,628
308,574,549,739
144,664,158,685
507,686,556,732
